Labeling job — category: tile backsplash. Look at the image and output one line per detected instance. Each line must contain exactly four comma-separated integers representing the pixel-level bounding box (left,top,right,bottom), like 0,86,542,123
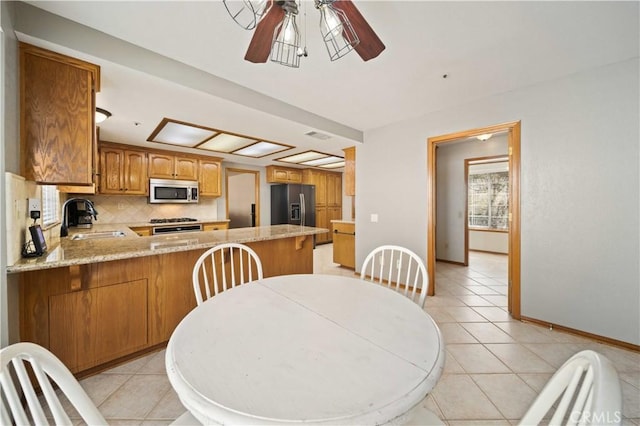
80,194,220,224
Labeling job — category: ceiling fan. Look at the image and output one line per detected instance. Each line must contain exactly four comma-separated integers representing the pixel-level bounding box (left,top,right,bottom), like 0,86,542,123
223,0,385,68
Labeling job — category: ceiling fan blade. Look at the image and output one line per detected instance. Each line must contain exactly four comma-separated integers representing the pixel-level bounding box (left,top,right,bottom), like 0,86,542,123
244,3,285,63
333,0,385,61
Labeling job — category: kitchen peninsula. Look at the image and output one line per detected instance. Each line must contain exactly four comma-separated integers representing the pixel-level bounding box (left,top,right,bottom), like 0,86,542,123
10,224,327,375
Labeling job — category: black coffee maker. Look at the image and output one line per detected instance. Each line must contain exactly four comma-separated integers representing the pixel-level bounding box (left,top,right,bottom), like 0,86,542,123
60,199,98,237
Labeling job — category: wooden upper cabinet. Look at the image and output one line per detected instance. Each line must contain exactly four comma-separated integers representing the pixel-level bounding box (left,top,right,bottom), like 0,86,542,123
199,158,222,197
148,153,198,180
343,147,355,196
99,144,148,195
148,153,174,179
20,43,100,185
266,165,303,184
175,156,198,180
326,172,342,207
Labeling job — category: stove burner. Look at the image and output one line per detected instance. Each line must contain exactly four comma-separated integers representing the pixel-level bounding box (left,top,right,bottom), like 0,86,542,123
150,217,198,224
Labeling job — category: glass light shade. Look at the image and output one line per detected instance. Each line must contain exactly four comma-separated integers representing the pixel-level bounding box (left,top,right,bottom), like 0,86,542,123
223,0,271,30
95,108,112,123
476,133,493,141
318,2,359,61
270,12,301,68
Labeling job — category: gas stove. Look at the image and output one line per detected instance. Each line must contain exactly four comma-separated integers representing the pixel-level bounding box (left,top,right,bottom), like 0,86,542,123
149,217,198,224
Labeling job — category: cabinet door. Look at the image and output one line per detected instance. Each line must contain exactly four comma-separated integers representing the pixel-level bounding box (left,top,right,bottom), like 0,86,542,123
315,207,329,244
327,207,343,243
148,251,203,345
21,44,98,185
148,153,175,179
267,166,302,183
199,159,222,196
343,147,355,196
99,147,124,194
175,157,199,180
49,279,148,372
327,173,342,207
310,172,327,206
123,150,148,195
287,169,303,183
203,222,229,231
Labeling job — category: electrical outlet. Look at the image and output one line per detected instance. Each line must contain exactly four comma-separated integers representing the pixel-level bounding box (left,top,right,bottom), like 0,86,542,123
370,213,378,223
28,198,41,213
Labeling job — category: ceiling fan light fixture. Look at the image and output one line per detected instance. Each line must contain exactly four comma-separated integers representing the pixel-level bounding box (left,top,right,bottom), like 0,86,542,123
317,1,359,61
223,0,272,30
270,11,302,68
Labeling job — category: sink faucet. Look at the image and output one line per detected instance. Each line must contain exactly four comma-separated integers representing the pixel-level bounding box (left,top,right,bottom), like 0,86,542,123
60,198,99,237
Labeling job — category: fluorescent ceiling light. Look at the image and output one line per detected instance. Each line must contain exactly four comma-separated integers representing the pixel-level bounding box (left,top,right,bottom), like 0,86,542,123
277,151,327,163
198,133,256,152
302,156,344,166
319,161,345,169
150,121,217,146
234,141,289,157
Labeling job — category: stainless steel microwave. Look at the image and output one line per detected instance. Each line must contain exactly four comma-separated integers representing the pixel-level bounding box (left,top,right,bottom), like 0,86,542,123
149,178,199,204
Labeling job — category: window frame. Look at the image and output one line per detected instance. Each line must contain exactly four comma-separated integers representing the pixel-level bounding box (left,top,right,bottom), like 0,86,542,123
467,161,509,232
41,185,60,229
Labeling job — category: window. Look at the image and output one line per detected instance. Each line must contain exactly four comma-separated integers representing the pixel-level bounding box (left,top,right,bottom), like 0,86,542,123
468,170,509,230
41,185,60,227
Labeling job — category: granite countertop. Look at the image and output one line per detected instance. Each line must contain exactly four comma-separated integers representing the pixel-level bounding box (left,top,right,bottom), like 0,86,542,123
330,220,355,224
8,224,328,273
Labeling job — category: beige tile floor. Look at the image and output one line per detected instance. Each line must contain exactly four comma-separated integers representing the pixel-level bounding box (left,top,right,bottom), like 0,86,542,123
77,245,640,425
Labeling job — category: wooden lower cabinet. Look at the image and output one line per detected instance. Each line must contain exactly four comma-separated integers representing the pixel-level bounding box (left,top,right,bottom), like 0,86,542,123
19,236,314,374
332,222,355,269
49,279,148,371
202,222,229,231
20,257,149,373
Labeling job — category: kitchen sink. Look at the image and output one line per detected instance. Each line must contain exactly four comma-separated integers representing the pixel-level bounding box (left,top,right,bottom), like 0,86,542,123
70,231,127,240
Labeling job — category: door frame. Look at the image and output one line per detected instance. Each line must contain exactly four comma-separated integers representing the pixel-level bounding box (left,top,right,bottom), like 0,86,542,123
225,168,261,227
427,121,521,319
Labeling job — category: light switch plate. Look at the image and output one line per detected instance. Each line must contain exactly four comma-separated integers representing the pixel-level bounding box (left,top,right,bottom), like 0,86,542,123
370,213,379,223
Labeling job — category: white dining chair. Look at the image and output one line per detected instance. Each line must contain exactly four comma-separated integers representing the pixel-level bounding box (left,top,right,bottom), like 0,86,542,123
519,349,622,426
0,342,108,425
192,242,264,305
360,245,429,308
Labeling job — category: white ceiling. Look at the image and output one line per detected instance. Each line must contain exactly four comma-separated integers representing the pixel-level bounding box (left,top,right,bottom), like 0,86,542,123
15,1,639,168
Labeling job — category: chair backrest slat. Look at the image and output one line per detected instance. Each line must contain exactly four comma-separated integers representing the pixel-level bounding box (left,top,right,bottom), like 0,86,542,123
360,245,429,308
1,342,108,426
193,243,264,306
519,350,621,426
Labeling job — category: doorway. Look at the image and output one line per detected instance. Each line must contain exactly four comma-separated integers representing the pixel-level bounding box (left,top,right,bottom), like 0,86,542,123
225,168,260,229
465,155,509,265
427,121,521,319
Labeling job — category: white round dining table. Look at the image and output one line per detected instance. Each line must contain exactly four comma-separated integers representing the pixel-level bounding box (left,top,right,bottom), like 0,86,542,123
166,274,445,425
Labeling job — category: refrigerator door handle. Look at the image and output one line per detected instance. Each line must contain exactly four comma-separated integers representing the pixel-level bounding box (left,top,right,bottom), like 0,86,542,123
300,193,305,227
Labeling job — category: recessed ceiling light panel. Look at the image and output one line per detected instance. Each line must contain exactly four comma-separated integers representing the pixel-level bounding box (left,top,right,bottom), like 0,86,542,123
233,141,290,157
319,161,345,169
198,133,256,152
149,121,217,146
302,156,344,166
277,151,327,163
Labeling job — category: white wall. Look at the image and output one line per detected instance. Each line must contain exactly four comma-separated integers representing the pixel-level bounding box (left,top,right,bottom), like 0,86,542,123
435,136,508,262
357,58,640,345
469,231,508,254
1,1,20,348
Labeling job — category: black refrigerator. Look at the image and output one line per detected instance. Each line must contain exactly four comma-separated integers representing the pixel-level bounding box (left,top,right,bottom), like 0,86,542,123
270,184,316,227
